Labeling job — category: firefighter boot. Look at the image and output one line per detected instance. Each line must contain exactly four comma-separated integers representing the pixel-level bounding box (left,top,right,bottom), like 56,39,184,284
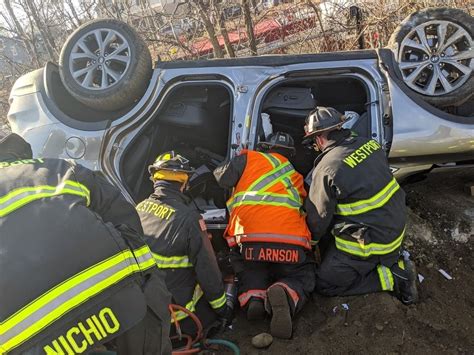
267,285,292,339
247,298,266,321
392,259,418,305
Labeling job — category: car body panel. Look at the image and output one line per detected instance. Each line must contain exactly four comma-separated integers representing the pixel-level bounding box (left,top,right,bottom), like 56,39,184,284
7,49,474,197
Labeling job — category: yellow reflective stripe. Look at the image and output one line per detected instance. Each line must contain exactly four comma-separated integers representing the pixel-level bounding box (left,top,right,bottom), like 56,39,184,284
153,253,193,269
398,259,405,270
0,248,141,352
336,178,400,216
0,180,90,218
334,227,405,258
258,152,278,168
209,292,226,309
377,265,394,291
133,245,158,271
228,191,301,211
171,285,204,322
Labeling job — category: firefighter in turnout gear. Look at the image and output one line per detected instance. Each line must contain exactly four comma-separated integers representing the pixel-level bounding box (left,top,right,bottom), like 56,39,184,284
0,134,172,355
304,107,418,305
214,132,316,339
136,151,230,338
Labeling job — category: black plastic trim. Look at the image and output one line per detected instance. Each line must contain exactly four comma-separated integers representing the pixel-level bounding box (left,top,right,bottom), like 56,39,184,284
377,48,473,124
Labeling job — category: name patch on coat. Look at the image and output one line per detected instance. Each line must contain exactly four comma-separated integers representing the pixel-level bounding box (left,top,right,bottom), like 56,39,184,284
136,201,176,220
0,158,44,169
43,307,120,354
243,245,302,264
342,140,381,168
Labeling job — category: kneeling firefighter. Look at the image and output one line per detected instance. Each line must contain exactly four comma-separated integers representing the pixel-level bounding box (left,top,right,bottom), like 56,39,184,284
303,107,418,304
0,134,171,355
136,151,232,338
214,132,316,339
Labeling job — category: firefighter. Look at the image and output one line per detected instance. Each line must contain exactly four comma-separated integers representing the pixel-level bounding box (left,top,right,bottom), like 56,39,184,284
214,132,315,339
136,151,231,338
303,106,418,304
0,133,172,355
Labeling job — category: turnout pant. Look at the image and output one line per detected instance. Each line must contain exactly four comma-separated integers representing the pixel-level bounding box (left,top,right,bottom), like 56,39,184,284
234,251,316,315
315,241,399,296
116,272,172,355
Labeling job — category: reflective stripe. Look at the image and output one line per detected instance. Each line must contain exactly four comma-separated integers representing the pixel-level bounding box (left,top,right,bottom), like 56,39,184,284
334,227,405,258
260,152,280,168
239,233,311,248
228,192,301,211
398,259,405,270
377,265,394,291
227,152,303,213
134,245,158,271
171,285,204,322
238,289,266,307
0,248,145,353
0,180,90,217
226,236,237,247
283,177,302,204
336,178,400,216
269,282,299,308
209,292,227,309
250,162,294,192
153,253,193,269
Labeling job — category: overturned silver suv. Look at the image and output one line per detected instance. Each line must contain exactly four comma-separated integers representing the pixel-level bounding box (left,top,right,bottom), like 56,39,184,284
7,7,474,208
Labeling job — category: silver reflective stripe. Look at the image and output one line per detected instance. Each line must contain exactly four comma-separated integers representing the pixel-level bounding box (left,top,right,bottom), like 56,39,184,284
229,193,301,210
0,181,90,217
263,153,280,167
153,254,192,268
334,238,400,255
250,162,294,191
0,253,136,347
241,233,310,244
336,178,400,216
134,247,156,271
283,177,301,204
377,265,394,291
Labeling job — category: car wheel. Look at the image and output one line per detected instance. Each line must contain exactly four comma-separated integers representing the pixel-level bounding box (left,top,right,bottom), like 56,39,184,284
59,19,152,111
389,8,473,107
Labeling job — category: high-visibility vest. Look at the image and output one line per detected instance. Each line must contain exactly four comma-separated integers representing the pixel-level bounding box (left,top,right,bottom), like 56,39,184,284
225,150,311,249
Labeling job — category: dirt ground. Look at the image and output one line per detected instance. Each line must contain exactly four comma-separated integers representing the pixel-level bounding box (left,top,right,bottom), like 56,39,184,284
221,167,474,354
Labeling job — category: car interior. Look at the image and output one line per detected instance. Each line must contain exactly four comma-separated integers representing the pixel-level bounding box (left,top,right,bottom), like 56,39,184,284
259,76,370,177
121,76,369,251
121,84,232,211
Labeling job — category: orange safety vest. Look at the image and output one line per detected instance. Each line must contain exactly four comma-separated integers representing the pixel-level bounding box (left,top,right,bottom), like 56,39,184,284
225,150,311,250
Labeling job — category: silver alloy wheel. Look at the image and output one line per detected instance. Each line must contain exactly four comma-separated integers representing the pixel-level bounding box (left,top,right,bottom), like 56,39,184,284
68,29,131,90
398,20,473,96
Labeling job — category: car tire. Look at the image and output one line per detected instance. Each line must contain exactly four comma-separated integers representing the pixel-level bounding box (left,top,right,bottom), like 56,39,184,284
59,19,152,111
388,8,473,107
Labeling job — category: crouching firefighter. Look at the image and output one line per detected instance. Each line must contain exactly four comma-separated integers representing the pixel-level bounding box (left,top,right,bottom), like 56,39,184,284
0,134,172,355
136,151,232,338
303,107,418,305
214,132,316,339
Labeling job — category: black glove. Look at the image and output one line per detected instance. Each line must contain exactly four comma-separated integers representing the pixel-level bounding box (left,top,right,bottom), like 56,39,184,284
215,304,234,329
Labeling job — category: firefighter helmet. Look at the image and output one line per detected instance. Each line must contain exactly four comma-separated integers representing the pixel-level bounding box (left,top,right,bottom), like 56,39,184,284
148,151,195,176
257,132,295,152
304,106,346,138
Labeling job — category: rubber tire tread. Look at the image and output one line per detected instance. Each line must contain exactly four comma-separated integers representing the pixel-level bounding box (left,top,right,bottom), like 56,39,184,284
59,19,152,111
388,7,473,107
